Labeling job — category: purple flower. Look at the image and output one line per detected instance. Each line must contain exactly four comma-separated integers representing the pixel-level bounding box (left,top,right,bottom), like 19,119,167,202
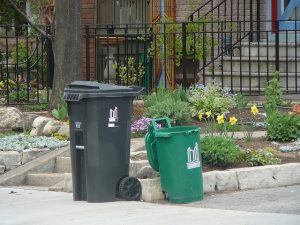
131,117,151,134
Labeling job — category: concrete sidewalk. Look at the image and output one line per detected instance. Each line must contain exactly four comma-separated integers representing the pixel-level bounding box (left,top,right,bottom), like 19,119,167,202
1,187,300,225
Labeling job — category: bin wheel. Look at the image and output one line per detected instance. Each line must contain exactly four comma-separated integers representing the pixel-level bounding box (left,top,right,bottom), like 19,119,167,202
118,176,142,201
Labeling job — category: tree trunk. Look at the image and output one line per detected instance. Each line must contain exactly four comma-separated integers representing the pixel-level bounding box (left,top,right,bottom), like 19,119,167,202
50,0,82,107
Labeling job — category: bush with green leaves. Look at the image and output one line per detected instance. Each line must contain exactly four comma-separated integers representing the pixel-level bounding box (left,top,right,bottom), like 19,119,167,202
266,112,300,142
201,136,241,166
189,82,236,117
143,88,190,125
243,148,281,166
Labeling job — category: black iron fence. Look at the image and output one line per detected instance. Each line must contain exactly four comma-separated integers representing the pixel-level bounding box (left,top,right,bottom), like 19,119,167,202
0,25,52,105
84,19,300,95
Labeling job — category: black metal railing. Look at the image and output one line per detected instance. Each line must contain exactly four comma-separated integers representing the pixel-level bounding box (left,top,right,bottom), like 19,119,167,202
84,19,300,95
0,25,52,105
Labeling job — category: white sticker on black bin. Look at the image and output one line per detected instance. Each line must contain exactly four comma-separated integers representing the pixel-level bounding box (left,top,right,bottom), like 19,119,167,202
186,142,201,170
108,107,119,128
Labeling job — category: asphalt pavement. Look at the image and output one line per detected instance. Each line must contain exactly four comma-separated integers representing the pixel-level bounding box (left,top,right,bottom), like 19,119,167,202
0,186,300,225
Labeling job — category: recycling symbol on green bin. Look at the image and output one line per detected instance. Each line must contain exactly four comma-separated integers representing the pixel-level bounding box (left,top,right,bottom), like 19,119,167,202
186,142,201,170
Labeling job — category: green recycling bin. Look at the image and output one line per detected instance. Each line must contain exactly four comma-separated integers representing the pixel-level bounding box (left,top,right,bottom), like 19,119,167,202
145,118,203,203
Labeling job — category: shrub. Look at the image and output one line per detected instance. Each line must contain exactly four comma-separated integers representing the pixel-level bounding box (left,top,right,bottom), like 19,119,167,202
189,81,236,117
143,88,191,125
243,148,281,166
201,136,241,166
266,112,300,142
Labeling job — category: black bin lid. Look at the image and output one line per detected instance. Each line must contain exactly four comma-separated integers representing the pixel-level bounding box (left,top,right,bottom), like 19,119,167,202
64,81,144,101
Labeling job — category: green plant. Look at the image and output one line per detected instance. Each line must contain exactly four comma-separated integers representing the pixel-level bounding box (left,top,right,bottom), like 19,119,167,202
236,93,248,109
243,147,281,166
201,136,241,166
52,95,68,121
189,81,236,117
147,17,212,67
143,88,191,125
266,112,300,142
265,71,283,107
112,57,145,85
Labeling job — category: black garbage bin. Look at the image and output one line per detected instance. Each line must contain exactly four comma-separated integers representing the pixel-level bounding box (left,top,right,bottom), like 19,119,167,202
64,81,144,203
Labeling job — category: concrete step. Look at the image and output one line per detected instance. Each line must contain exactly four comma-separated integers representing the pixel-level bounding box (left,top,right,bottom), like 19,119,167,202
205,72,300,89
55,157,72,173
240,42,300,58
48,180,65,192
26,173,65,187
222,56,300,73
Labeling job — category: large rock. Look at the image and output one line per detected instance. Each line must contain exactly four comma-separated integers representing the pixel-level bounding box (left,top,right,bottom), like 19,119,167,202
22,113,39,131
30,116,51,136
234,164,300,190
43,120,63,136
137,166,159,179
215,170,238,192
0,151,21,170
21,148,51,164
57,126,69,136
139,178,164,202
0,107,24,131
203,171,217,193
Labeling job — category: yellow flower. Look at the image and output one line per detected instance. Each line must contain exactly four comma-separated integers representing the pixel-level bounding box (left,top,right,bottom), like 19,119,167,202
205,111,212,118
229,117,237,125
251,105,259,115
217,115,225,124
152,92,156,96
198,114,203,121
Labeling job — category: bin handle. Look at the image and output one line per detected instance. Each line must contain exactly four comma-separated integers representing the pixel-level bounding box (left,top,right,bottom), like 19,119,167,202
185,128,199,136
149,118,172,131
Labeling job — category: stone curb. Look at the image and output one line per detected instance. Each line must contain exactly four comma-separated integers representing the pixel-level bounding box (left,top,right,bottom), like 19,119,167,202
0,145,69,186
139,163,300,202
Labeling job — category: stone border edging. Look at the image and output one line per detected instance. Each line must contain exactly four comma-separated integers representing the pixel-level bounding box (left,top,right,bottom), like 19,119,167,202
139,163,300,202
0,145,70,186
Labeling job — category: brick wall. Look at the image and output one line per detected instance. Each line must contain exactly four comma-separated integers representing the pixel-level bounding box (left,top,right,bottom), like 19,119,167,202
81,0,95,80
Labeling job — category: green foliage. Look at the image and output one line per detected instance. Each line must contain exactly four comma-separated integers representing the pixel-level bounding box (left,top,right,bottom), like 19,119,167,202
189,82,236,117
11,43,28,64
143,88,191,125
236,93,248,109
263,71,283,117
0,0,27,25
147,17,212,67
266,112,300,142
52,95,68,121
201,136,241,166
243,148,281,166
112,57,145,85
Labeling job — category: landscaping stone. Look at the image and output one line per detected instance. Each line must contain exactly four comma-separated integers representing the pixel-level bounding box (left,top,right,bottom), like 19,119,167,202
21,148,51,164
272,163,300,187
129,160,149,177
22,113,39,131
235,166,280,190
43,120,63,136
0,107,23,131
30,116,51,136
215,170,238,192
63,173,73,193
137,166,159,179
139,178,164,202
203,171,217,193
0,165,5,174
0,151,21,170
57,126,69,136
